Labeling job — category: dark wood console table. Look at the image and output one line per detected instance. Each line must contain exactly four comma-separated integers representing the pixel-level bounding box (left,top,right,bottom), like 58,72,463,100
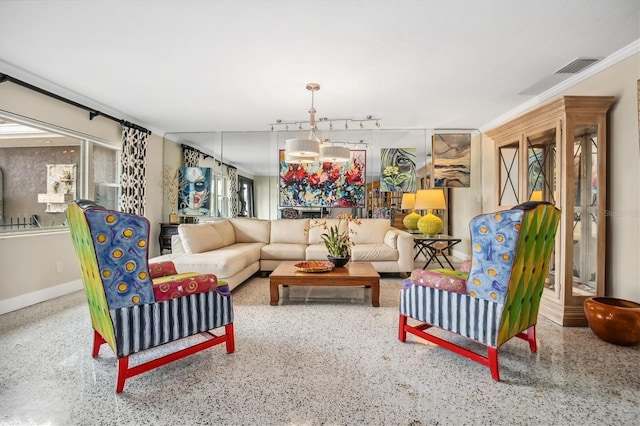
159,223,179,253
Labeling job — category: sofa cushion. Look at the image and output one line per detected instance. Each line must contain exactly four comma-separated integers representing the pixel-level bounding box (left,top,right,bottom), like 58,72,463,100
170,242,263,279
307,218,348,245
230,218,271,243
270,219,309,244
178,223,225,254
384,230,398,248
351,243,398,262
350,219,389,244
305,244,330,261
210,220,236,246
171,235,187,254
261,243,308,260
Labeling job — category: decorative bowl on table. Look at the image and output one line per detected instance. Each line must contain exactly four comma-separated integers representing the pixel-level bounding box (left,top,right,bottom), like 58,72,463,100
294,261,335,273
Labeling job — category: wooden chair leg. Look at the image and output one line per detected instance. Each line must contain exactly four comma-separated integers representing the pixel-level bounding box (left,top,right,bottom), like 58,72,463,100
92,330,106,357
527,325,537,352
488,347,500,381
225,323,235,353
398,314,408,342
116,357,129,393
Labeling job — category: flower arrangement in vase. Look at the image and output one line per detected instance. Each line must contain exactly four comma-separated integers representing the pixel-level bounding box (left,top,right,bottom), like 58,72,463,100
162,166,180,223
306,213,361,267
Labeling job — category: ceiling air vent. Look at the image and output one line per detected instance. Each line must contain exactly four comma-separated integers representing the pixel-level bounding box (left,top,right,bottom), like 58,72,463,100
554,57,602,74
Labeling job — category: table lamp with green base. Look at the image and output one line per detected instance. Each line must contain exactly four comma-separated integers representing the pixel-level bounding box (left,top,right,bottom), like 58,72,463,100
414,188,447,235
401,193,420,231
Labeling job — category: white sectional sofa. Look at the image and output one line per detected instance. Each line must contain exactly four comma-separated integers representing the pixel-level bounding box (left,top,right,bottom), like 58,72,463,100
150,217,414,291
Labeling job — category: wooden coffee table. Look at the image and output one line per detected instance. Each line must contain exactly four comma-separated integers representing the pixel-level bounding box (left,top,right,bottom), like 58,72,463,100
269,261,380,307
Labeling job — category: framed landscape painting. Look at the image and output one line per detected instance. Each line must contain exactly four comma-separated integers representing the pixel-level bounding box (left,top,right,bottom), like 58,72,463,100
279,150,366,208
432,133,471,187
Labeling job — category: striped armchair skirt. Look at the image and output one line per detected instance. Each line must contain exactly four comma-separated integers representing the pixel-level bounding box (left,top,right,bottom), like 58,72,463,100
111,291,234,358
399,282,504,348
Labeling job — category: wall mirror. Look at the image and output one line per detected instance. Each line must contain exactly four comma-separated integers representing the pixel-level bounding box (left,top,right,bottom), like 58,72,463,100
163,129,435,222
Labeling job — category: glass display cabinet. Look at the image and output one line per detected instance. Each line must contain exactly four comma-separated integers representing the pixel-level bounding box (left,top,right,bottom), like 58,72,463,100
486,96,614,326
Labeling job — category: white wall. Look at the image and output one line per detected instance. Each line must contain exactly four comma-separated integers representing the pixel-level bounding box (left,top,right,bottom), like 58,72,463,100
449,131,483,259
562,54,640,301
0,82,164,313
481,53,640,301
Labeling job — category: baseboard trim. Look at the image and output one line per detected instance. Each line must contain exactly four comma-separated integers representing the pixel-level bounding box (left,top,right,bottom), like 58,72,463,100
0,279,83,315
451,249,470,261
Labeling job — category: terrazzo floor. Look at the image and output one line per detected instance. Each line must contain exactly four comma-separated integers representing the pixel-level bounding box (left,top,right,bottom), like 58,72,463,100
1,269,639,425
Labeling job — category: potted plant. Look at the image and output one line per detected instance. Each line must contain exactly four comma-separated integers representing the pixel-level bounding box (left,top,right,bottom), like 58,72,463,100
308,213,361,267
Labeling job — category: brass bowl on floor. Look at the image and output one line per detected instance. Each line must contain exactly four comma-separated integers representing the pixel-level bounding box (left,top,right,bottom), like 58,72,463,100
584,297,640,346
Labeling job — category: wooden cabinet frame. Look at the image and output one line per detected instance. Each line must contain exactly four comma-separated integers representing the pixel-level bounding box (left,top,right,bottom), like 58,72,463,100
486,96,614,326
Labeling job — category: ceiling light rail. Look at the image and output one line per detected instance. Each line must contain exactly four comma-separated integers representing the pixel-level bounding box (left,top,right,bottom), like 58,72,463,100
270,116,381,132
271,82,380,132
279,83,381,163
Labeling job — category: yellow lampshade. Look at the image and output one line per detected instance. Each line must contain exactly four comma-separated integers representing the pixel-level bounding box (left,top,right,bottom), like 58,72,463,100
414,189,447,235
400,193,415,210
414,189,447,210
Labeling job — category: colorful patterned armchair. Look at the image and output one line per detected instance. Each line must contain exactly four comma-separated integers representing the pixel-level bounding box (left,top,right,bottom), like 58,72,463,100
399,202,561,380
66,200,235,392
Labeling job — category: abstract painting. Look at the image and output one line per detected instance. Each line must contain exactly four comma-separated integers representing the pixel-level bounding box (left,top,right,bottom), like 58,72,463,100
279,150,366,208
432,133,471,187
380,148,417,192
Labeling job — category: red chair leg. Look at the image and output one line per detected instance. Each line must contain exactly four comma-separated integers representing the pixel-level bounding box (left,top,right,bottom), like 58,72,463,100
225,323,235,353
116,357,129,393
527,325,537,352
488,347,500,381
92,330,106,357
398,314,408,342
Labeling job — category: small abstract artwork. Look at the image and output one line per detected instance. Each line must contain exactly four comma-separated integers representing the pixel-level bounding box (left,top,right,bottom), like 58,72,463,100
432,133,471,187
178,167,211,216
380,148,417,192
279,150,366,208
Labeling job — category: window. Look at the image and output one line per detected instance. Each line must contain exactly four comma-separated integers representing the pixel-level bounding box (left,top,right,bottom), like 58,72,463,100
213,174,228,217
0,114,120,233
238,175,254,217
93,144,121,210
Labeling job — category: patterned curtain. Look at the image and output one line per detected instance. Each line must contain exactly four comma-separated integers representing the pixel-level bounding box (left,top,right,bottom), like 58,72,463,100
120,123,149,215
228,166,238,217
183,145,200,167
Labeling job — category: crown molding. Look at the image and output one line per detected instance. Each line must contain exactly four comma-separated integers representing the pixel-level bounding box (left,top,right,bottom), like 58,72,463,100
480,39,640,133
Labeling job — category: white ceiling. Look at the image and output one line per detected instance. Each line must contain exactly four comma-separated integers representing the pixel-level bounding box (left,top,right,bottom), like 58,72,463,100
0,0,638,173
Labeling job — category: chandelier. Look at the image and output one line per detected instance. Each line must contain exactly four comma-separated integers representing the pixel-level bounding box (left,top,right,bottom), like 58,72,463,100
273,83,380,163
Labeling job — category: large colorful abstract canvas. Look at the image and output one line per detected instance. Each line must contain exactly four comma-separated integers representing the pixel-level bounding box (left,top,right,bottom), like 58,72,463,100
432,133,471,187
279,150,366,207
380,148,417,192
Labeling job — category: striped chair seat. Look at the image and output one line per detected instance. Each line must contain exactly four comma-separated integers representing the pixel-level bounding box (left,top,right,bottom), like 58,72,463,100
111,291,234,357
400,280,503,347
